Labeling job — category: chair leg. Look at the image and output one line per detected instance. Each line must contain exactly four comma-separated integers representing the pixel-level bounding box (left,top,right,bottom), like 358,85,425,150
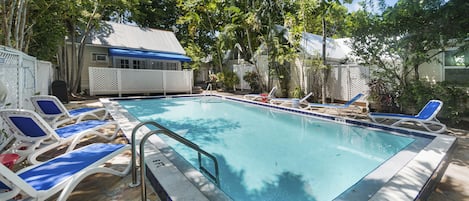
57,165,131,201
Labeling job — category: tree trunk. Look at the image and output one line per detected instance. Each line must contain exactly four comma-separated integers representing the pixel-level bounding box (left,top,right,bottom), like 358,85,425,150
66,20,76,95
4,0,17,47
18,0,28,51
245,28,265,91
1,0,8,45
14,0,24,49
413,64,420,80
321,15,327,104
206,13,223,72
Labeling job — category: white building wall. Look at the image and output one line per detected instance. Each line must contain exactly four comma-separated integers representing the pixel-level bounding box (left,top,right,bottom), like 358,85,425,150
419,50,444,83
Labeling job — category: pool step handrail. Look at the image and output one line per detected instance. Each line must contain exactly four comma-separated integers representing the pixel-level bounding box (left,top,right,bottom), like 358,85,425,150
129,121,166,187
130,121,220,201
205,83,213,96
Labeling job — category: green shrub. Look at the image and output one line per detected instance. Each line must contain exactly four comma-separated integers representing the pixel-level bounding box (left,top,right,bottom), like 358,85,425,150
290,87,305,99
243,71,261,93
216,71,239,91
398,80,468,124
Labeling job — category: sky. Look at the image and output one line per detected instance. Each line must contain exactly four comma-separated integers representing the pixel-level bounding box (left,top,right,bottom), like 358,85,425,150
345,0,399,13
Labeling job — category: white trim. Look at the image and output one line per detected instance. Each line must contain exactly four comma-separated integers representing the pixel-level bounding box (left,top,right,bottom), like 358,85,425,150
91,52,109,63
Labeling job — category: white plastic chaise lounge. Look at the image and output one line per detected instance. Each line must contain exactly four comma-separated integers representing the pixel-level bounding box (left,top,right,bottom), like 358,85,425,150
30,95,109,128
269,92,313,107
303,93,364,114
0,143,131,201
368,99,447,133
0,109,120,164
243,87,277,101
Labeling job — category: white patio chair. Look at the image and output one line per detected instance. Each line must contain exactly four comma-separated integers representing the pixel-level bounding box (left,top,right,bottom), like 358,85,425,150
0,109,120,164
243,87,277,102
0,143,131,201
30,95,108,128
269,92,313,107
368,99,447,133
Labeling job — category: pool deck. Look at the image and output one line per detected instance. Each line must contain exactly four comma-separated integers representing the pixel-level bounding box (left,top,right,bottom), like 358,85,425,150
13,92,468,201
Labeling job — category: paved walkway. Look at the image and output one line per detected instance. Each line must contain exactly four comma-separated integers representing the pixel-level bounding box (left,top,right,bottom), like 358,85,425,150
38,94,469,200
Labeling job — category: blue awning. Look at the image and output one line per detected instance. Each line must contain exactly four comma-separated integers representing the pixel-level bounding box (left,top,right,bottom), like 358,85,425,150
109,48,192,62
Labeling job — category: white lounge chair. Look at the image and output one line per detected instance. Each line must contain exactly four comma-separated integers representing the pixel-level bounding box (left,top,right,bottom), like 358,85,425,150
303,93,364,114
30,95,108,128
269,92,313,107
243,87,277,102
0,143,131,201
368,99,447,133
0,109,120,164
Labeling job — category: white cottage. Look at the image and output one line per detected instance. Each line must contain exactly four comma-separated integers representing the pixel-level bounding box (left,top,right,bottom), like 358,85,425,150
77,21,192,95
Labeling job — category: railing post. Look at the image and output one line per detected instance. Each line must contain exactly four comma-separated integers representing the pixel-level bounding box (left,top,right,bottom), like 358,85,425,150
163,71,166,96
129,121,165,187
190,70,193,94
89,67,95,96
131,121,221,200
117,69,122,97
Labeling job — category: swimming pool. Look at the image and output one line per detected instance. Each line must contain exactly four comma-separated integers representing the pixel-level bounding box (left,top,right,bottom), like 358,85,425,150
102,95,456,201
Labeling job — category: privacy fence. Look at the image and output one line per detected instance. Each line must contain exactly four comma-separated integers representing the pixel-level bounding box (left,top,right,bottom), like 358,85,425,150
328,64,370,104
0,46,53,150
89,67,193,96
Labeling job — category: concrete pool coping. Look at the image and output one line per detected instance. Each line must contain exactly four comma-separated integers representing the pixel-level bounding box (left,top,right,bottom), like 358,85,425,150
101,94,457,201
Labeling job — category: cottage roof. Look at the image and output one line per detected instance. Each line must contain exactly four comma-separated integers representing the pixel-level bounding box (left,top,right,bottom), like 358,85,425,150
299,32,353,63
89,21,186,55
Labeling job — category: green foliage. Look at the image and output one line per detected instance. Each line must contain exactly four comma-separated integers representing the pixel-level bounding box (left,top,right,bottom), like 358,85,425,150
351,0,468,89
303,1,352,38
27,1,68,61
129,0,179,30
216,71,239,91
367,78,393,104
243,71,261,93
398,81,468,124
291,86,305,99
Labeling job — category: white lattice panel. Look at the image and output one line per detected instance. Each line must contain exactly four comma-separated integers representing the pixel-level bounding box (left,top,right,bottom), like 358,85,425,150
89,67,118,95
0,46,39,149
233,64,256,90
0,46,36,109
349,65,370,101
165,70,191,92
21,55,36,110
327,65,369,103
89,67,193,96
37,61,53,95
121,69,164,92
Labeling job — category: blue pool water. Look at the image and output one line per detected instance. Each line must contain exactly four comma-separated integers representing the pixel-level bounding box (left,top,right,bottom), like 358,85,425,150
119,97,416,201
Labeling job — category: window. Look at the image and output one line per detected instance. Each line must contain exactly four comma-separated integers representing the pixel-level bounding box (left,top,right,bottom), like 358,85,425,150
166,62,177,70
91,53,108,63
116,59,130,68
133,60,146,69
151,61,164,70
444,49,469,86
444,50,468,67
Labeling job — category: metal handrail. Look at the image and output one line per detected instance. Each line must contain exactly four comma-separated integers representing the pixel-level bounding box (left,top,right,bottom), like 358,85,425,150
129,121,165,187
129,121,220,201
205,83,212,95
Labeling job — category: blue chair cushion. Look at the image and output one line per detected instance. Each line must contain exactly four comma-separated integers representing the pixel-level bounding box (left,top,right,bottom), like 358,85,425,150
10,117,48,138
19,143,124,191
69,108,100,117
55,120,109,139
37,100,62,115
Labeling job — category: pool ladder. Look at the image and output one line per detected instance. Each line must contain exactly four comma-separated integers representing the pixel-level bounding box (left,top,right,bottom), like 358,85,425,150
129,121,220,201
205,83,213,95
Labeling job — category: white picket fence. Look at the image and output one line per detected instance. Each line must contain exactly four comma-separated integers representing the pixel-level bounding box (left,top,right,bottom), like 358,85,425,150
89,67,193,96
